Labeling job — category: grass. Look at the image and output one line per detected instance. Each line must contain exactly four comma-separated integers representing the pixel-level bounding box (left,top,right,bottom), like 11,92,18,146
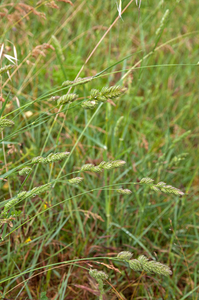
0,0,199,299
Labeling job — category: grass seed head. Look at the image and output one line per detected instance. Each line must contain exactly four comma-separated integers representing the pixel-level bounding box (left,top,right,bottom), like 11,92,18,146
89,269,108,281
129,259,143,271
68,177,83,185
42,152,70,164
81,164,95,171
0,64,14,75
81,100,98,109
102,160,126,170
57,93,78,105
156,9,170,36
100,85,126,99
143,260,172,276
0,118,14,129
117,251,133,260
140,177,154,184
116,188,132,195
32,156,43,164
51,35,64,61
114,116,124,137
19,167,32,176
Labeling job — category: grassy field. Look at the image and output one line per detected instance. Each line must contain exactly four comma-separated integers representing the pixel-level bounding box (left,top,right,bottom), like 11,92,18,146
0,0,199,299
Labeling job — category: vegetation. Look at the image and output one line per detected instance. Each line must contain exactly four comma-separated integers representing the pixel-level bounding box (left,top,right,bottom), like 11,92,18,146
0,0,198,299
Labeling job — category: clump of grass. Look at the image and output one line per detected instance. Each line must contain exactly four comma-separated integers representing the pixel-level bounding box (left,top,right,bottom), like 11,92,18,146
1,1,197,298
0,78,186,298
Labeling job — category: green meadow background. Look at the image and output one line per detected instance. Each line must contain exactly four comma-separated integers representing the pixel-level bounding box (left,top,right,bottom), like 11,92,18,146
0,0,198,299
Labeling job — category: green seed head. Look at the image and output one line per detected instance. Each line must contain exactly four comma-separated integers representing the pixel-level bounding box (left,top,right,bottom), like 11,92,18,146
117,251,133,261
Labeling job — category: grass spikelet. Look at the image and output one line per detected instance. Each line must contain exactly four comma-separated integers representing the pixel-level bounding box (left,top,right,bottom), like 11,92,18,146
19,167,32,176
80,163,102,173
89,269,108,300
2,191,25,217
114,116,124,137
32,156,43,163
100,85,126,100
81,160,125,173
32,152,70,165
117,252,172,276
102,160,126,170
92,166,103,172
80,164,95,171
57,93,78,105
62,80,73,87
155,181,166,187
0,64,14,75
129,259,143,271
3,185,50,215
140,178,184,195
169,153,188,167
89,89,101,101
51,35,64,61
88,86,126,103
75,76,93,85
129,255,172,276
150,186,161,192
117,251,133,260
138,254,149,265
62,76,93,87
154,182,184,195
25,184,50,198
89,269,108,281
68,177,83,185
116,188,132,195
156,9,170,36
0,118,14,129
81,100,98,109
140,177,154,184
42,152,70,164
62,77,93,86
142,260,172,276
162,184,184,195
170,130,191,148
97,161,107,168
2,197,20,216
16,191,27,200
